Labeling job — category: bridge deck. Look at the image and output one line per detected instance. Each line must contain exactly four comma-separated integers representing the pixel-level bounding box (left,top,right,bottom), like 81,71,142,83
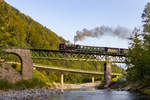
6,62,121,76
33,64,121,76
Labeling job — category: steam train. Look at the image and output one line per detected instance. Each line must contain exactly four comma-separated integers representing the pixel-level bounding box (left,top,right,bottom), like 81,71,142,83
59,43,128,55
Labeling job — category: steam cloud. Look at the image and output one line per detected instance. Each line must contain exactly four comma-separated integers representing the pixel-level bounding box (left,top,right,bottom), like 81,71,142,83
74,26,130,42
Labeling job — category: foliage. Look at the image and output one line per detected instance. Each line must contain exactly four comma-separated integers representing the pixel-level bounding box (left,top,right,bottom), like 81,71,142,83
112,76,121,82
0,1,65,49
143,89,150,95
126,29,144,81
33,70,52,85
11,64,17,69
142,3,150,34
126,2,150,82
14,78,45,89
0,77,45,90
0,79,13,90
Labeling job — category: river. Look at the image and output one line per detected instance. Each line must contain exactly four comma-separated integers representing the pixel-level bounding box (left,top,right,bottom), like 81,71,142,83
34,89,150,100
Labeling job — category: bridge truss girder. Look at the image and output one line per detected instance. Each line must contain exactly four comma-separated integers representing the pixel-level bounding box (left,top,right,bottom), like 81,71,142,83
31,49,126,63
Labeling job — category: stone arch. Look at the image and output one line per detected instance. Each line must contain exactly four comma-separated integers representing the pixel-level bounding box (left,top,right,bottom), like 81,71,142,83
6,49,33,80
6,52,23,73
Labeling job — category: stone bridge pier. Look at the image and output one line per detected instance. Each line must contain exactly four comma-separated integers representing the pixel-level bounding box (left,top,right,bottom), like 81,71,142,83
104,62,112,87
6,49,33,80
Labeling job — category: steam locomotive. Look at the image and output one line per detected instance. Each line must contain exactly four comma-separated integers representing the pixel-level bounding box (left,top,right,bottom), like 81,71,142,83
59,43,128,55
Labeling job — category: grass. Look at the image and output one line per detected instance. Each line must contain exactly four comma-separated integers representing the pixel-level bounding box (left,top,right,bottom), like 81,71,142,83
112,76,122,82
0,79,13,90
0,77,46,90
14,78,45,89
33,69,51,85
143,89,150,95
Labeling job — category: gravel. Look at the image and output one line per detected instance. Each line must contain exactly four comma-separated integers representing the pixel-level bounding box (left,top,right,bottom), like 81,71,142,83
0,88,63,100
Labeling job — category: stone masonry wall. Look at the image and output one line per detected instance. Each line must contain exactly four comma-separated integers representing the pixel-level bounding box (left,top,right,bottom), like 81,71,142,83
104,62,112,87
6,49,33,80
0,63,22,83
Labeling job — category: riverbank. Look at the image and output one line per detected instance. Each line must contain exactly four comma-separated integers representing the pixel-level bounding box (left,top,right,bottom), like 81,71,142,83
0,82,100,100
108,81,150,96
53,82,100,90
125,82,150,96
0,88,63,100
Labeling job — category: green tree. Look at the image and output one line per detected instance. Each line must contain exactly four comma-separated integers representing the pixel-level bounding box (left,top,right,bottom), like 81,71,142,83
126,29,144,81
127,2,150,82
142,3,150,50
142,3,150,34
141,2,150,80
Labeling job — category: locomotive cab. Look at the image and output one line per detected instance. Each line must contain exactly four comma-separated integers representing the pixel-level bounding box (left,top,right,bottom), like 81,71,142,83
59,43,66,51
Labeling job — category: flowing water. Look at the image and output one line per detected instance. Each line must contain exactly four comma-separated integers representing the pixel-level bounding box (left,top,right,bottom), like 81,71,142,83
36,89,150,100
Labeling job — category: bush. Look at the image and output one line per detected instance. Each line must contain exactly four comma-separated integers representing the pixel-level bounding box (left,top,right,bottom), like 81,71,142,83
14,78,45,89
143,89,150,95
11,64,17,69
0,78,46,90
0,79,13,90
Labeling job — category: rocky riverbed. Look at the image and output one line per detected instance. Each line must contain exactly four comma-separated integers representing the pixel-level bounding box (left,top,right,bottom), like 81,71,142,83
0,82,100,100
54,82,100,90
0,88,63,100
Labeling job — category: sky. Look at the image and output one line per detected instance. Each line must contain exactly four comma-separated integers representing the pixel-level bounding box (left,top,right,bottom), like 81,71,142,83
5,0,149,48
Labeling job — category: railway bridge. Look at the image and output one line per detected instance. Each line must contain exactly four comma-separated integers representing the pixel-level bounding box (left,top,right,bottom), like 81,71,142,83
5,47,127,87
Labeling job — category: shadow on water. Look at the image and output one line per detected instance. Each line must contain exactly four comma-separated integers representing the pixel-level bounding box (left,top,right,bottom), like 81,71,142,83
32,89,150,100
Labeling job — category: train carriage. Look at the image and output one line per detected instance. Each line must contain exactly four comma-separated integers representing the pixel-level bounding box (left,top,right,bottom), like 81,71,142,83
59,43,127,55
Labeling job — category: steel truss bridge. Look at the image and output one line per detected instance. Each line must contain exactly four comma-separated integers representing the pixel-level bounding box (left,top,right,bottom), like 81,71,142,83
30,48,127,63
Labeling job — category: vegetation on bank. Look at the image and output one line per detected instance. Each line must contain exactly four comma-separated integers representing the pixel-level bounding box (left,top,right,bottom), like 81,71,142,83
126,2,150,83
125,2,150,95
0,78,45,90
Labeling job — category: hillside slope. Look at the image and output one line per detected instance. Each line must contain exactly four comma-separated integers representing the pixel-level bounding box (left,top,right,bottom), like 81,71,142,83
0,0,65,49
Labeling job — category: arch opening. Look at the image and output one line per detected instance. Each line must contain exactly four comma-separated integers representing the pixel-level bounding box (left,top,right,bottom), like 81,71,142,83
5,53,23,74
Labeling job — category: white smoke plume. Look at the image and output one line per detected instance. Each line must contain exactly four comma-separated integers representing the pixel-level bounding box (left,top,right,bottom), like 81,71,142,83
74,26,130,42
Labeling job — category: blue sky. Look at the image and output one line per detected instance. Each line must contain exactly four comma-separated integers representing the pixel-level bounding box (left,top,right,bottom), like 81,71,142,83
5,0,149,48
